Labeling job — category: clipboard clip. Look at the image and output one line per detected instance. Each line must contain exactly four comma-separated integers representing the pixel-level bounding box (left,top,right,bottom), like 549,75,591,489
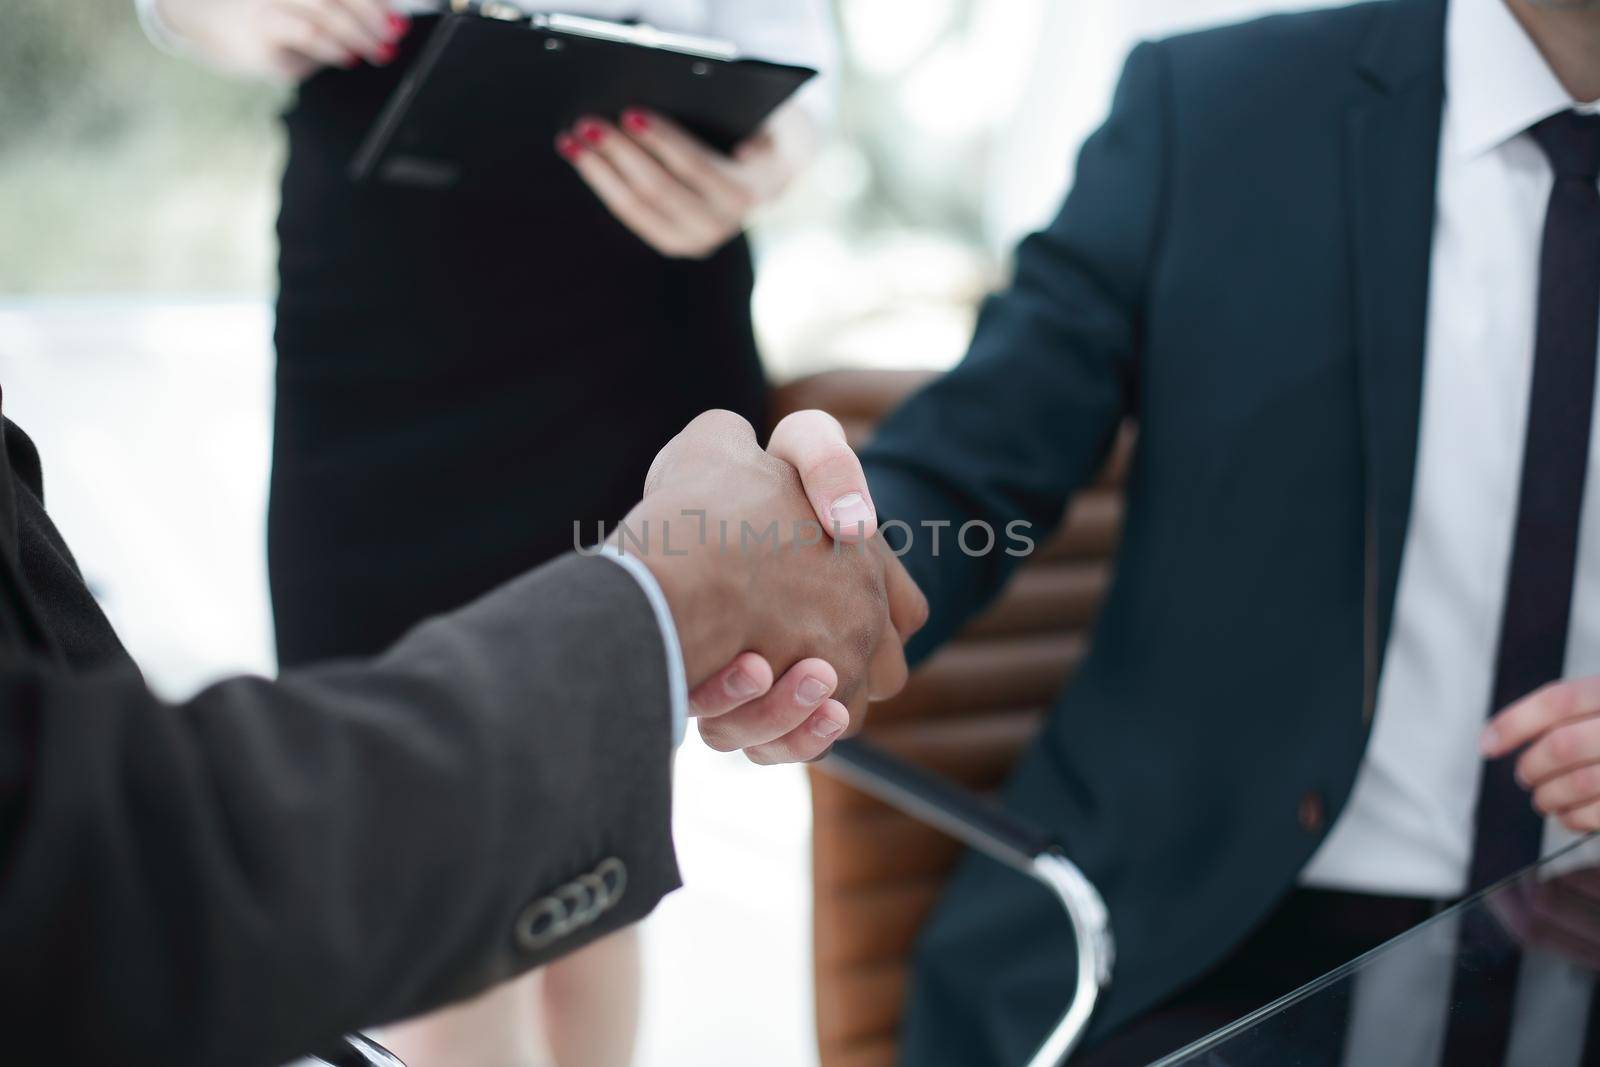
449,2,739,61
531,14,738,62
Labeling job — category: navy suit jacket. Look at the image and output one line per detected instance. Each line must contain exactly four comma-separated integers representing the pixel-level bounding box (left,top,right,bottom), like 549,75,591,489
861,0,1453,1061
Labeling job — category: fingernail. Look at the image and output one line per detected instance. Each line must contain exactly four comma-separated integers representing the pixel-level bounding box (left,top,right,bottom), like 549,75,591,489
344,52,360,69
829,492,872,532
623,108,651,133
375,42,397,64
811,713,845,740
1480,725,1500,755
796,676,831,706
388,13,411,37
723,668,762,700
578,119,606,145
556,134,583,161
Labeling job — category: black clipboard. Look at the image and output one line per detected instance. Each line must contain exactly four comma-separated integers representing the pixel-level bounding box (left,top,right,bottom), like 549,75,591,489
350,8,817,190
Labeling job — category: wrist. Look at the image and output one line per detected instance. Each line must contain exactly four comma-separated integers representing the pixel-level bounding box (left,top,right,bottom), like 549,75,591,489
639,551,743,687
618,512,748,687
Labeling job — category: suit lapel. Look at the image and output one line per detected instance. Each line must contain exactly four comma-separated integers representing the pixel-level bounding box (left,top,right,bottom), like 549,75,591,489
1344,0,1448,716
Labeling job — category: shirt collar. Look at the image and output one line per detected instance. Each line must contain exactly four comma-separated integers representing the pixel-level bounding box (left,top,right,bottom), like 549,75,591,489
1445,0,1591,161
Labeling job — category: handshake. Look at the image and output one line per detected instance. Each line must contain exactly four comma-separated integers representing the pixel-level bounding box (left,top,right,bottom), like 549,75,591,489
615,409,928,764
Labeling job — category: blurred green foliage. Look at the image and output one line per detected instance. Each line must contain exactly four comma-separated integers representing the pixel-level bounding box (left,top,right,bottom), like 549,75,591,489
0,0,284,293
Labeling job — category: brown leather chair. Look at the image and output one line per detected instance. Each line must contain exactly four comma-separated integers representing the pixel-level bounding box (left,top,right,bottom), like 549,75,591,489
769,370,1130,1067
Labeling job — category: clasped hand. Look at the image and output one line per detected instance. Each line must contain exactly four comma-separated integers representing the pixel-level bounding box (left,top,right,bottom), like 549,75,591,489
624,409,927,765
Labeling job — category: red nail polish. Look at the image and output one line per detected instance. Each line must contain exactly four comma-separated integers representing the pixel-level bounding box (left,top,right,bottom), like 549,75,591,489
622,109,650,133
388,13,411,38
556,134,583,161
375,42,397,64
578,119,606,145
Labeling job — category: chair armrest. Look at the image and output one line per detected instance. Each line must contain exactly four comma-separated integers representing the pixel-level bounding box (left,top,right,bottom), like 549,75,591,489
819,738,1115,1067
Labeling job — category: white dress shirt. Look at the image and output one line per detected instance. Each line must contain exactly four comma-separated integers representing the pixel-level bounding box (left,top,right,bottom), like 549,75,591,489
597,547,689,746
1301,0,1600,897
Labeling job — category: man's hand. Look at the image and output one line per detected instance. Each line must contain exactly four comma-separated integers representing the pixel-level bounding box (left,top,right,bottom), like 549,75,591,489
684,651,850,765
150,0,409,81
555,106,815,260
624,409,926,763
1482,677,1600,832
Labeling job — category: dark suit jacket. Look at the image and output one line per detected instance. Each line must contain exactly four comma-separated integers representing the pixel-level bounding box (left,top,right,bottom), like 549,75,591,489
0,409,680,1066
861,0,1452,1061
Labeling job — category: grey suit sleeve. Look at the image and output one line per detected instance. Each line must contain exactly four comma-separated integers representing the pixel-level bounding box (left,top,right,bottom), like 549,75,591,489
0,552,679,1067
862,41,1170,660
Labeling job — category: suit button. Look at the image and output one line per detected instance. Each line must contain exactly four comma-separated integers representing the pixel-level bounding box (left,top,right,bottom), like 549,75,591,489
1298,790,1325,833
560,880,599,926
595,857,627,908
514,896,572,952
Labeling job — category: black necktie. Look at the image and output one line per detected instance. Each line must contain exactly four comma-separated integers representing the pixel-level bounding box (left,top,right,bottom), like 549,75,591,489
1471,111,1600,893
1443,109,1600,1067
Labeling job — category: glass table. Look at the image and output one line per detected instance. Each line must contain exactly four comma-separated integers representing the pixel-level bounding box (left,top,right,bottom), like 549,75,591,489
1156,836,1600,1066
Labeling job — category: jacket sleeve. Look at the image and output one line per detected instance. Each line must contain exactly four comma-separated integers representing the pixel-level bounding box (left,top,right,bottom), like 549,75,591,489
861,41,1171,660
0,551,680,1067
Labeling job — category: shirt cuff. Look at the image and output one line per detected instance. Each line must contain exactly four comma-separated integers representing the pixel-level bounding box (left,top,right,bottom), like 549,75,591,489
594,546,688,747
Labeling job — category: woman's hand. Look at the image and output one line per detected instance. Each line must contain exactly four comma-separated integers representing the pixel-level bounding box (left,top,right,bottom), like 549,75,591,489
555,104,817,259
151,0,410,82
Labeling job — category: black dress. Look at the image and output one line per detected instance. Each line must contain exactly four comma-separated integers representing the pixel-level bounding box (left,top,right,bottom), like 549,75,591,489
270,16,767,666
